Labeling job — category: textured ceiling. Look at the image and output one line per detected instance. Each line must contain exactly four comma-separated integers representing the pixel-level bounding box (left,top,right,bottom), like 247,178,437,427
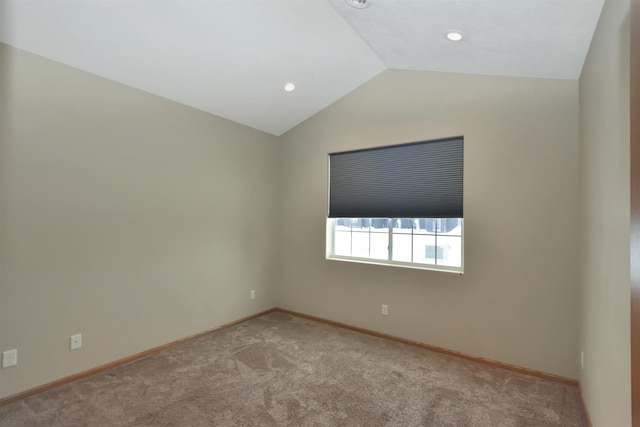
0,0,604,136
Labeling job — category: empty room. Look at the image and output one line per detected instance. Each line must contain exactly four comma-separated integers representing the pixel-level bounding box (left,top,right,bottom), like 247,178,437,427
0,0,635,426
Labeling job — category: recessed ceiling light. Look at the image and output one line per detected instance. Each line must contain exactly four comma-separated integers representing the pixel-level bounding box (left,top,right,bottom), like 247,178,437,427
284,82,296,92
345,0,370,9
446,31,464,42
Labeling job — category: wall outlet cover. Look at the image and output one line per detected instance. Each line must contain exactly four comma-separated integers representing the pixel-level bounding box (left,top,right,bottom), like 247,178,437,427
70,334,82,350
2,349,17,368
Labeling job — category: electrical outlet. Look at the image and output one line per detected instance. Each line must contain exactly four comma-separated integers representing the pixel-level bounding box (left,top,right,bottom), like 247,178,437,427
581,351,584,370
250,290,255,300
2,349,17,368
382,304,389,316
70,334,82,350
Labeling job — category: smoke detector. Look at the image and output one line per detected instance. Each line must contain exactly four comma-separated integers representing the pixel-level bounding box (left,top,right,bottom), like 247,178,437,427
345,0,370,9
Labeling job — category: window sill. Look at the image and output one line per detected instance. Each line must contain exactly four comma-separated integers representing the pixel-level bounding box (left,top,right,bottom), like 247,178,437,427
326,255,463,274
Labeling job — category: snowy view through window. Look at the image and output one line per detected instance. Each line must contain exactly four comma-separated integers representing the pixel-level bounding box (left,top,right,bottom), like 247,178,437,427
328,218,463,272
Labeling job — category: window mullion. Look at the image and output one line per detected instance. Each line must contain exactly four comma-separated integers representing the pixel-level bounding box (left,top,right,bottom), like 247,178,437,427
388,218,393,261
369,221,372,258
411,219,414,262
434,225,438,266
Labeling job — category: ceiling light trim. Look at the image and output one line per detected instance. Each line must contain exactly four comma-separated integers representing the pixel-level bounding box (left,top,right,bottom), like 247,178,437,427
446,31,464,42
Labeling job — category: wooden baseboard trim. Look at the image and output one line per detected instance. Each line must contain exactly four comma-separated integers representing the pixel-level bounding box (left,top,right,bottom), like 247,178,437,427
0,308,277,407
275,308,579,387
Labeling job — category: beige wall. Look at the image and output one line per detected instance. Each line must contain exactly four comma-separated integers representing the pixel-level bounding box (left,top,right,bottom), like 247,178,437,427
578,0,631,425
2,9,628,413
0,43,279,399
277,69,581,378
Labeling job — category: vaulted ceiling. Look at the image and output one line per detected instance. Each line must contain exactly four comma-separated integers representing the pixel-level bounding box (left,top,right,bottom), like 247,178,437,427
0,0,604,136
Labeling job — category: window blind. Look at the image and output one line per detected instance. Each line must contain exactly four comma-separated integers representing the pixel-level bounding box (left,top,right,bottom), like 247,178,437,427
328,137,463,218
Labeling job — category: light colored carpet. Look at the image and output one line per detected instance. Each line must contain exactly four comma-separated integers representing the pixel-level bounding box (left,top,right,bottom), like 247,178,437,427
0,311,588,426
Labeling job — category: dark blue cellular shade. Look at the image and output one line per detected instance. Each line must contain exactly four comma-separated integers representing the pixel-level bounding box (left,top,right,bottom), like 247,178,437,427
328,137,464,218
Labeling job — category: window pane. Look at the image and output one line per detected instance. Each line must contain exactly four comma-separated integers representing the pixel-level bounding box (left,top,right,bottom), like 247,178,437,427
370,232,389,260
352,231,370,258
371,218,389,234
370,218,389,232
335,218,353,231
395,218,415,232
392,234,412,262
334,231,351,256
441,218,462,236
415,218,439,234
414,218,432,234
437,235,462,267
353,218,370,231
413,234,436,265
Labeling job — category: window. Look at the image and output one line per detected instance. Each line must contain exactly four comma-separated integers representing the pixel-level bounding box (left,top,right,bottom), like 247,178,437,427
327,217,463,271
327,137,463,273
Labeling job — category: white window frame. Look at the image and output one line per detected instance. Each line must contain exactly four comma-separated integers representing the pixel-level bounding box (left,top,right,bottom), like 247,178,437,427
326,218,464,274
